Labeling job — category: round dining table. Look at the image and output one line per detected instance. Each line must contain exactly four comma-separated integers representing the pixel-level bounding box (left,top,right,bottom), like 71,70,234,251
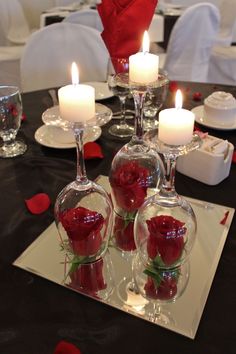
0,80,235,354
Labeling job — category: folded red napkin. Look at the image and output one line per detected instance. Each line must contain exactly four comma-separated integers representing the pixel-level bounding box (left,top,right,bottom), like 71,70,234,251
84,142,104,159
54,341,81,354
97,0,158,58
25,193,50,214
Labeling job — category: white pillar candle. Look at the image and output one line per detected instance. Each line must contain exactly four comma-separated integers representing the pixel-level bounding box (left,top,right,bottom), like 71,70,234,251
58,62,95,122
129,31,159,84
158,90,195,146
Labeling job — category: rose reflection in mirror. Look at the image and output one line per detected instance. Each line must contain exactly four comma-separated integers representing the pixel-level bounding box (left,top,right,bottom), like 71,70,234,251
63,250,115,301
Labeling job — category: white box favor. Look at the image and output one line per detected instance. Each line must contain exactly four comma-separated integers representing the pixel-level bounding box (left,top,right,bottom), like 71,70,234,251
176,135,234,185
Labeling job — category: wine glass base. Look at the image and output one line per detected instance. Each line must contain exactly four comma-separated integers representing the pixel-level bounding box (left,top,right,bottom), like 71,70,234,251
147,305,175,325
118,276,148,311
0,140,27,158
108,123,134,138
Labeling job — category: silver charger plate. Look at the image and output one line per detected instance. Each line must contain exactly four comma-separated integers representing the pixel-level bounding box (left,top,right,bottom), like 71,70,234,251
13,176,235,339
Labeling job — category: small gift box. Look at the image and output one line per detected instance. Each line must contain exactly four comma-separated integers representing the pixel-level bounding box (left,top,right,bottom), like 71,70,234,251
176,135,234,185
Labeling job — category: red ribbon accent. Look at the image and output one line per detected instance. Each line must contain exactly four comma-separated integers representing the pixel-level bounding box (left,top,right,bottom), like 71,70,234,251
54,341,81,354
220,211,230,225
25,193,50,214
232,151,236,164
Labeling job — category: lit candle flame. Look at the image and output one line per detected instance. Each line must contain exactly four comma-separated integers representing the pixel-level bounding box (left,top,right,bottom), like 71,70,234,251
175,89,183,109
142,31,150,54
71,62,79,85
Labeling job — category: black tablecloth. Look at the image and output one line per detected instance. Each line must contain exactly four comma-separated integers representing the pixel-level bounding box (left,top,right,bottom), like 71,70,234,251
0,82,236,354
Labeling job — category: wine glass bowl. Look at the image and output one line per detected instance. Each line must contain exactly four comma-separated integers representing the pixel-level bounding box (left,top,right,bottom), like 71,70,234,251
54,179,113,263
0,85,27,158
107,57,134,138
134,194,197,269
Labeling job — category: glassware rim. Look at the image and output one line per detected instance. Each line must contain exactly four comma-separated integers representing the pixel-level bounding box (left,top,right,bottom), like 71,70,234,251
0,85,20,99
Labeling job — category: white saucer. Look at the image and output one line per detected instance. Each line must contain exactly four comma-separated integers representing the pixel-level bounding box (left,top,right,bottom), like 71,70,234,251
35,125,101,149
84,81,114,100
192,105,236,131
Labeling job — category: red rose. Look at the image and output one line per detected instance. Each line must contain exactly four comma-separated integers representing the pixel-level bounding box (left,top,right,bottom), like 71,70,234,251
146,215,186,266
144,275,177,301
113,214,136,251
60,206,104,257
69,258,106,296
110,161,149,212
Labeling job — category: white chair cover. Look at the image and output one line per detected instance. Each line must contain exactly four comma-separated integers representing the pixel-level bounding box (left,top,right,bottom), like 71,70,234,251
208,45,236,85
0,46,24,88
55,0,80,6
215,0,236,46
20,22,109,92
163,3,220,82
19,0,55,29
0,0,31,45
63,9,103,32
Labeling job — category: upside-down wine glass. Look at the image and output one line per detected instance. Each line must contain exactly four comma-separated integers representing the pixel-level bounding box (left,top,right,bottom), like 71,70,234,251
107,57,134,138
54,63,113,271
109,44,169,306
0,85,27,158
134,90,202,272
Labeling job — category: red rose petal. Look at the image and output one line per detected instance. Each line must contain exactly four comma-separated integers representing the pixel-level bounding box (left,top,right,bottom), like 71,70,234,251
192,92,202,101
25,193,50,214
169,81,178,93
84,142,103,160
220,211,229,225
232,151,236,164
54,340,81,354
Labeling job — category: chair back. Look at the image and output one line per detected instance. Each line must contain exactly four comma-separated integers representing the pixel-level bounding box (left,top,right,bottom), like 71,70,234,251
20,22,109,92
163,2,220,82
63,9,103,32
216,0,236,46
0,0,31,45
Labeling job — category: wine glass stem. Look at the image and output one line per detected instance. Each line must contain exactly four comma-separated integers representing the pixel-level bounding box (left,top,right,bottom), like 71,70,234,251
132,91,146,141
73,126,88,185
119,96,126,126
160,154,177,197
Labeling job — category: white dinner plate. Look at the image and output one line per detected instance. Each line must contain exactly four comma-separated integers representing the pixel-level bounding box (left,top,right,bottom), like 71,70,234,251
192,105,236,131
84,81,114,100
35,125,101,149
